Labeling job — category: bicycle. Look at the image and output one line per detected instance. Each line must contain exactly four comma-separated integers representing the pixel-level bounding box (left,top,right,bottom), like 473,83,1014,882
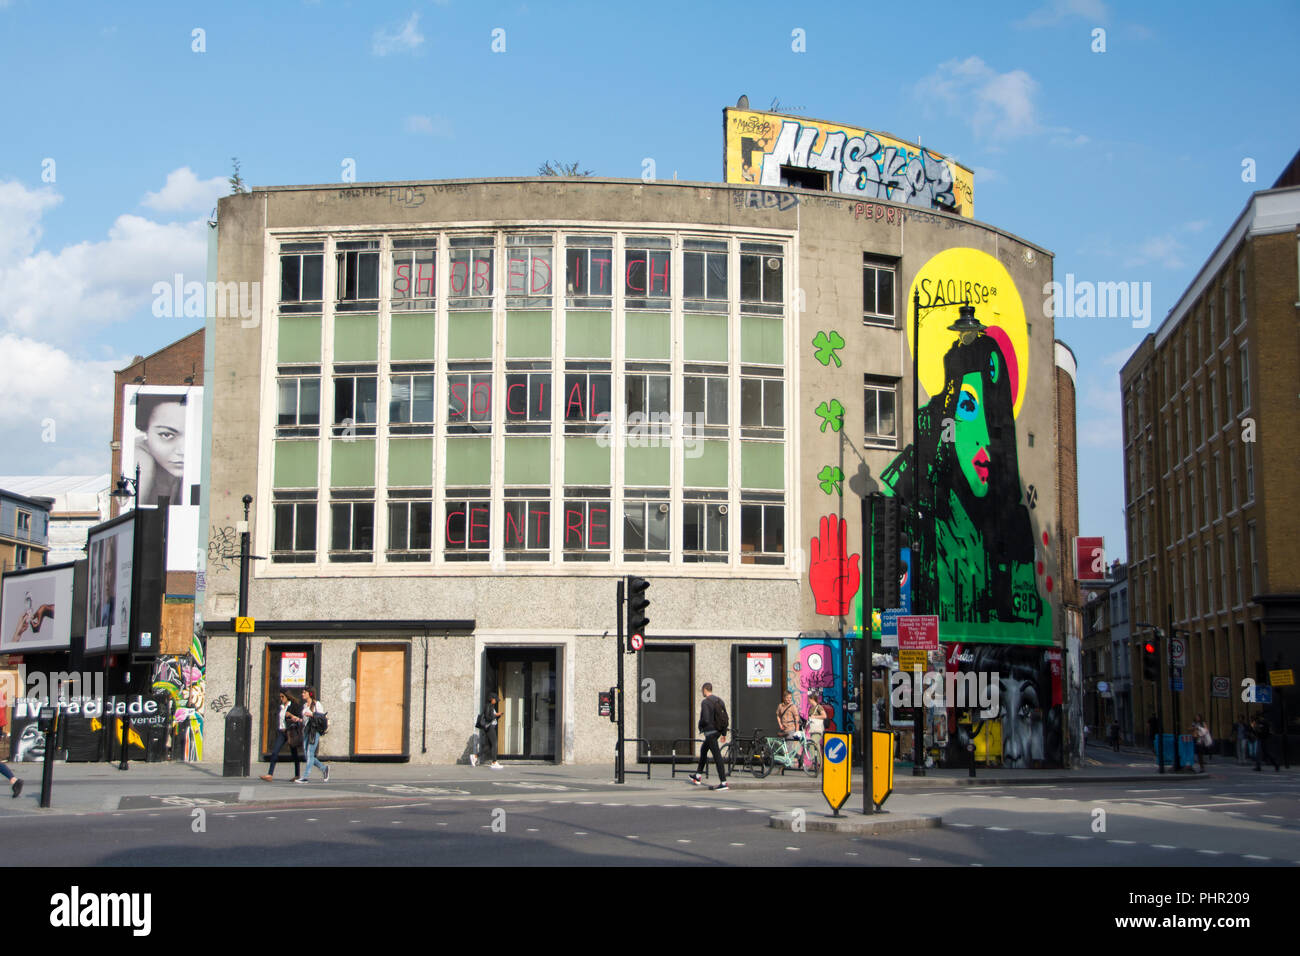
754,733,820,777
718,728,769,778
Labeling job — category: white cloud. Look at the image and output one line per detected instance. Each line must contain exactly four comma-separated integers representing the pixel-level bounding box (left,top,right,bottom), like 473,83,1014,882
1016,0,1109,28
972,165,1000,183
372,13,424,55
404,114,453,137
0,333,125,472
917,57,1039,140
141,167,227,214
1099,344,1138,370
1124,233,1186,270
0,180,208,338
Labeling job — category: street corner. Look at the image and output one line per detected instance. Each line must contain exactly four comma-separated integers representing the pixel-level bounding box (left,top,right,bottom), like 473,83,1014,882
768,808,942,835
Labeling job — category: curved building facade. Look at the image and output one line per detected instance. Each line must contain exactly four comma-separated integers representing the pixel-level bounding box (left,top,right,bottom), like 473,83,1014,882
203,177,1063,766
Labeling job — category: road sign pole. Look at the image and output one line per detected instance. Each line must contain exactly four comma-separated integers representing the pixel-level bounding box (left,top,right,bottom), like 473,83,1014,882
862,496,874,815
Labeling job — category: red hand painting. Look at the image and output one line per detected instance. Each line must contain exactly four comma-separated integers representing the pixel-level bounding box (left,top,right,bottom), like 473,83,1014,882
809,515,860,616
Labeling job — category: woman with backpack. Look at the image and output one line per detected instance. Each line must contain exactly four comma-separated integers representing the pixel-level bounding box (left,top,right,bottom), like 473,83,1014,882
295,686,330,783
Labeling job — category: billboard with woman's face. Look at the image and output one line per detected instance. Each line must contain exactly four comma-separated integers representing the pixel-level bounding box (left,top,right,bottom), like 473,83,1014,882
120,385,204,571
86,519,134,654
0,565,75,653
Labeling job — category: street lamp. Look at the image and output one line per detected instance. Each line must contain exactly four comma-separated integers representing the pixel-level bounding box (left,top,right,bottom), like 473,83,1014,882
109,463,140,771
224,494,255,777
909,293,981,776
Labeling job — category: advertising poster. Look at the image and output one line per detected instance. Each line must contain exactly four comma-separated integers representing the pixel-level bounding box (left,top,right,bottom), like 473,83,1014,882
0,565,75,653
746,652,772,688
86,518,134,654
120,384,204,571
280,652,307,687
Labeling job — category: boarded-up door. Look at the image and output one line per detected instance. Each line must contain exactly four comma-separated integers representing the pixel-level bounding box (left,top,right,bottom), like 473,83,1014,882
354,644,407,756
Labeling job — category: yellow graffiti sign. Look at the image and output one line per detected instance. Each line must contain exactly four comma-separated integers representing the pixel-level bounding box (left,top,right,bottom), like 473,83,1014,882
724,108,974,218
907,248,1030,419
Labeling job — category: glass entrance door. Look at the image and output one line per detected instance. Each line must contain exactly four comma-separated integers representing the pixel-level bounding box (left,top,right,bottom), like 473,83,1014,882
486,649,557,760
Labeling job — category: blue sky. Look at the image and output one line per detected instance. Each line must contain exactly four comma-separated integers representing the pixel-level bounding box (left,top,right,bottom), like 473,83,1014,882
1,0,1297,564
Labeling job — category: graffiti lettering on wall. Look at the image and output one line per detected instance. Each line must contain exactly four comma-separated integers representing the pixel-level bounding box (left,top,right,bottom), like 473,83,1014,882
724,109,974,217
732,189,800,212
151,633,206,761
206,527,239,572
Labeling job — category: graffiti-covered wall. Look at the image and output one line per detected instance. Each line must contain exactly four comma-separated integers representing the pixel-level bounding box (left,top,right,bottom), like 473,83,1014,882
151,632,206,760
724,108,975,217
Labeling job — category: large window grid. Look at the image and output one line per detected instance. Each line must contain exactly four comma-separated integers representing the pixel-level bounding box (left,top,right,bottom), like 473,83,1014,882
683,239,728,313
388,366,435,435
445,489,491,561
562,490,611,561
505,364,552,434
682,490,728,563
277,368,321,437
333,368,378,437
272,491,317,564
447,363,493,435
448,236,494,310
741,366,784,440
624,236,671,310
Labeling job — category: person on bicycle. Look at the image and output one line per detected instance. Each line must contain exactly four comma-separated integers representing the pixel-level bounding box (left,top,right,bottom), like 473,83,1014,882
777,691,800,739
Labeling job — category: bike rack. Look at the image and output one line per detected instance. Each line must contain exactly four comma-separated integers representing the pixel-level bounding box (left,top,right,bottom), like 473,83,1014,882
618,737,652,778
670,737,706,778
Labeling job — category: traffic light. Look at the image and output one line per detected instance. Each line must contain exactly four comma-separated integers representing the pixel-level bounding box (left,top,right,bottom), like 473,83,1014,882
870,495,902,609
1142,639,1159,681
627,576,650,646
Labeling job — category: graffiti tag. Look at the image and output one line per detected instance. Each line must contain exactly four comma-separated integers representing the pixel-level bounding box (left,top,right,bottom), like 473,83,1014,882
209,694,231,714
733,189,800,212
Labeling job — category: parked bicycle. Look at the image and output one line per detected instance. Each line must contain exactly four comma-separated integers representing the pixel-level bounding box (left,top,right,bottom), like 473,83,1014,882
719,728,769,778
753,732,820,777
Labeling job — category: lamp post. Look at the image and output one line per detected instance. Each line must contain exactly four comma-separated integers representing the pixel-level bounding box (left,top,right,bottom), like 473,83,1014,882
109,464,140,770
909,293,981,775
224,495,254,777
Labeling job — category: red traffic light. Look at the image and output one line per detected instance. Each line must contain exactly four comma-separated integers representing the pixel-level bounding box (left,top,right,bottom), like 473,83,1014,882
1144,642,1156,654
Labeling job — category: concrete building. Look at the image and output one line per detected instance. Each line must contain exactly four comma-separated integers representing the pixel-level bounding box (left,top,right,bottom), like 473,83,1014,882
0,476,109,565
1081,561,1131,742
0,488,52,574
203,116,1069,768
1120,153,1300,747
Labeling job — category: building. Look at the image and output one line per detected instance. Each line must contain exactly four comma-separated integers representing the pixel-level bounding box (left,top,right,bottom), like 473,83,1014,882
1120,153,1300,747
202,109,1069,767
0,488,52,574
1054,340,1085,763
1080,561,1131,742
0,477,109,565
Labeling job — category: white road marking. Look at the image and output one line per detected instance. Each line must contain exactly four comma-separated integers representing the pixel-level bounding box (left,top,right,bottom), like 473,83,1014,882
1243,854,1270,860
786,847,800,851
627,835,639,840
527,828,539,832
574,831,588,836
730,842,745,847
908,857,922,862
1028,831,1052,836
677,839,691,844
1151,844,1177,849
948,822,974,828
306,818,318,822
985,826,1011,831
436,822,447,826
1108,840,1136,845
1196,850,1222,855
1067,835,1090,840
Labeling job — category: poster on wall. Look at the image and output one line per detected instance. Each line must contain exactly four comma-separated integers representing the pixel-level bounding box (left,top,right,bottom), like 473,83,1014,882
0,564,75,653
120,384,204,571
281,652,307,687
746,652,772,688
86,516,134,654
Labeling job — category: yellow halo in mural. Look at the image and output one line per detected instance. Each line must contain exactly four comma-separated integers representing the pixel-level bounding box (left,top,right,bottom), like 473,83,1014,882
906,247,1029,419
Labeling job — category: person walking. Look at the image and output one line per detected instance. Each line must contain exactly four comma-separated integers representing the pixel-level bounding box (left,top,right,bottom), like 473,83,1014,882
807,692,827,751
1233,714,1250,765
1147,713,1160,749
1191,715,1212,772
474,694,503,769
261,691,302,781
295,686,330,783
1252,715,1280,772
1108,720,1121,752
688,683,729,791
0,761,22,798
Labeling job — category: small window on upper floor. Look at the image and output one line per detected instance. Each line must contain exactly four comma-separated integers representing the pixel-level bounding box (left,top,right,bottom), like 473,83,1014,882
391,237,436,311
863,256,897,327
280,242,324,313
336,239,380,311
506,234,554,309
739,243,783,316
683,239,729,314
624,237,671,310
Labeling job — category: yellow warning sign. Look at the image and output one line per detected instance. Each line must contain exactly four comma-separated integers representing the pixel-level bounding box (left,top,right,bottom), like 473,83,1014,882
872,731,894,808
821,732,851,814
1269,669,1295,687
235,616,255,634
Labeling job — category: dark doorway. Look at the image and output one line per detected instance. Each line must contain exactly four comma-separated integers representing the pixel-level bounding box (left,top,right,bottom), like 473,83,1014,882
731,645,786,740
484,648,557,761
638,644,694,758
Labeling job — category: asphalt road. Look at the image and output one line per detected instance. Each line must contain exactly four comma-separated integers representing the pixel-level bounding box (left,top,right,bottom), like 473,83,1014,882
7,771,1299,867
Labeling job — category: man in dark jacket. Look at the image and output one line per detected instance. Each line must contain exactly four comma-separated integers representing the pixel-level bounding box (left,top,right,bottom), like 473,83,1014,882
689,683,729,791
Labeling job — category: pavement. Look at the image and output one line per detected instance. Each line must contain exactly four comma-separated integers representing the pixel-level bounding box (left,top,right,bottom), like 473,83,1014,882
5,743,1286,816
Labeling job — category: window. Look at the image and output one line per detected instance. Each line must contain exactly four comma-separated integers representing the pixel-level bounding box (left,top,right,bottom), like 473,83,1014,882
389,373,435,433
445,491,490,560
739,242,784,315
447,368,493,434
448,235,494,309
1238,343,1250,412
14,545,28,569
1223,356,1234,422
1244,441,1254,502
863,376,899,448
624,369,671,428
16,511,30,535
1248,522,1259,600
624,236,670,309
623,495,670,561
1200,463,1210,527
335,239,380,311
277,374,321,437
740,368,784,439
329,495,374,562
279,242,324,312
682,491,728,563
1142,507,1151,559
1232,529,1243,606
1208,294,1215,345
563,369,612,429
1208,371,1218,432
1181,556,1189,621
1223,281,1232,332
1173,408,1181,461
387,493,432,561
1215,458,1224,516
565,235,613,308
741,499,784,564
683,368,729,437
1216,537,1226,611
683,239,728,313
562,492,610,561
272,493,317,563
1229,443,1238,511
333,373,377,437
391,237,436,311
506,234,554,309
503,491,550,560
1184,396,1192,458
504,369,552,431
1188,472,1197,530
862,257,897,326
1238,261,1247,326
1176,479,1184,539
1198,387,1206,446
